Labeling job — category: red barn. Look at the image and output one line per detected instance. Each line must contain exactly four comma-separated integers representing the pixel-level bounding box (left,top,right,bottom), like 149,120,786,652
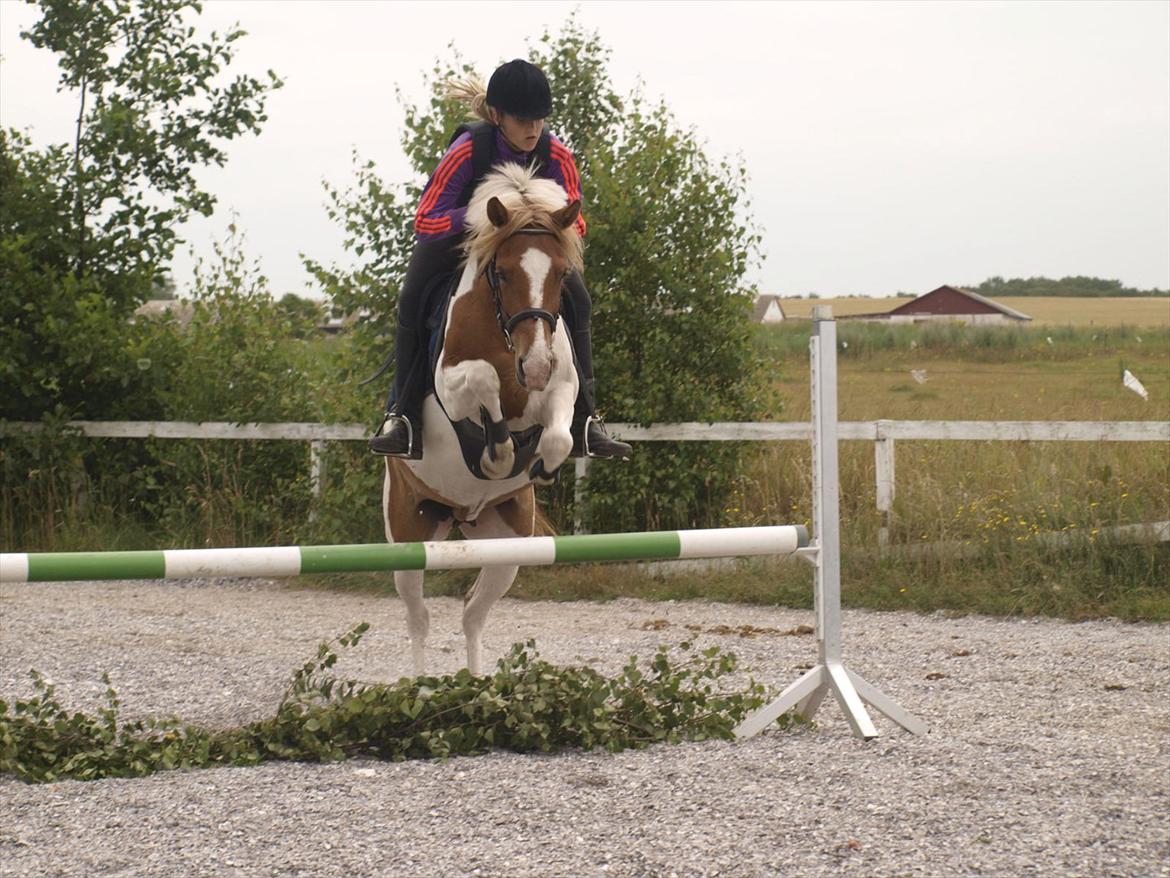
845,286,1032,325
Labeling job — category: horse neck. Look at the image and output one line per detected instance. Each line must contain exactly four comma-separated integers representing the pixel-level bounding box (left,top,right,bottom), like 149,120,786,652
443,264,511,362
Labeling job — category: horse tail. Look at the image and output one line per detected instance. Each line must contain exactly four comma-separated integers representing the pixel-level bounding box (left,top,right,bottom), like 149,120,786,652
532,501,556,537
444,75,492,124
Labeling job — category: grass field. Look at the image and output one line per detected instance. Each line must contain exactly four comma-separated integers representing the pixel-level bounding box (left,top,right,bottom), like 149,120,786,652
752,323,1168,422
778,296,1170,327
782,341,1169,422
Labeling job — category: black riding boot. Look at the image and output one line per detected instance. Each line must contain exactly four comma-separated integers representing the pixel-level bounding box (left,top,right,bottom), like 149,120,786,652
561,272,632,461
368,323,425,458
367,238,462,458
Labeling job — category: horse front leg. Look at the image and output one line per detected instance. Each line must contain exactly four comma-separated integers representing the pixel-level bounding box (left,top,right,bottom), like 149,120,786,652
478,404,517,480
436,359,515,479
530,362,577,484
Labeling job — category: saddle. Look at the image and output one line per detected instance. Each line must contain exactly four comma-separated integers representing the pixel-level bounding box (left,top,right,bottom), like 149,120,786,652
424,273,546,481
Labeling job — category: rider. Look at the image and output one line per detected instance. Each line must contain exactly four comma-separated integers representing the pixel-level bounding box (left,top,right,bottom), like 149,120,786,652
368,59,632,462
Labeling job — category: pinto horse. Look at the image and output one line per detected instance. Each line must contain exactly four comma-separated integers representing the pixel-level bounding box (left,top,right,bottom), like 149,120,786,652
383,164,583,676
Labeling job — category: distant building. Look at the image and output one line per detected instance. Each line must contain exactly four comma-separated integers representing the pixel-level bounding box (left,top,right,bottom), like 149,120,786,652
752,294,786,324
318,308,371,334
843,285,1031,325
132,299,195,326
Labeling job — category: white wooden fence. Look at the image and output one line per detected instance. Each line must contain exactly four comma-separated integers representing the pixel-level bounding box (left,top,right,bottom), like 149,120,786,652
4,418,1166,543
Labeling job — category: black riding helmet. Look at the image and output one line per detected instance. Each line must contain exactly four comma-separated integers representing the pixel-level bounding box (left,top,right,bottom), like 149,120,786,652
486,59,552,121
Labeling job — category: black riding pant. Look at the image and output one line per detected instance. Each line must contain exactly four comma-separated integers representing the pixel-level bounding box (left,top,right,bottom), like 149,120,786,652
387,238,595,419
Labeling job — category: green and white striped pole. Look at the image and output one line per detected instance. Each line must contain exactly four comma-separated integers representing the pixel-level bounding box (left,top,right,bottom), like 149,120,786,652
0,526,809,584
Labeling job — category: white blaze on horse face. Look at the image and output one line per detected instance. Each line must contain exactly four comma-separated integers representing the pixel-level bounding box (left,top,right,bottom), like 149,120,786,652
518,247,554,388
520,248,553,311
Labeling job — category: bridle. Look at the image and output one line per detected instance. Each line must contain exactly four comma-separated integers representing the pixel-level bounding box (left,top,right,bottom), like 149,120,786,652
482,227,562,353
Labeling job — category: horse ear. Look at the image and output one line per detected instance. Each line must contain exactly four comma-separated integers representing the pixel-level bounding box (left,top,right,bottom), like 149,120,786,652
553,200,581,230
487,197,510,228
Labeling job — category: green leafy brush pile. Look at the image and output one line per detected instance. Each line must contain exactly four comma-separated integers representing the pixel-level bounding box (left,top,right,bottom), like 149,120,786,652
0,625,782,784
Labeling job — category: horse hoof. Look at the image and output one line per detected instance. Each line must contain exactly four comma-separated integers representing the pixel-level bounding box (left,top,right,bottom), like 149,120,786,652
536,431,572,473
480,446,516,479
529,460,560,485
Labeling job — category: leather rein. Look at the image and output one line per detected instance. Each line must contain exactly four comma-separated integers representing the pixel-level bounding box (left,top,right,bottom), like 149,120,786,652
482,227,561,353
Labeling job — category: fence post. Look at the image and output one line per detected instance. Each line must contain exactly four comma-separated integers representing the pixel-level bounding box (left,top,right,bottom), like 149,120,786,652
874,421,896,549
309,440,325,524
573,457,589,534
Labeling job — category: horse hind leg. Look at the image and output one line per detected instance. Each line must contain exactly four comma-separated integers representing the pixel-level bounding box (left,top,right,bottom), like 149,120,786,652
459,494,534,675
394,570,430,676
462,564,519,676
385,460,451,676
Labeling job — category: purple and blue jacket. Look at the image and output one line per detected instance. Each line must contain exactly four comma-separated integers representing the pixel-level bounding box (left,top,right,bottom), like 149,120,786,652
414,127,587,242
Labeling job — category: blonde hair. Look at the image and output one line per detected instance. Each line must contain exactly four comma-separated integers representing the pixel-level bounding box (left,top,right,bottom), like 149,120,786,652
463,164,584,272
444,75,493,124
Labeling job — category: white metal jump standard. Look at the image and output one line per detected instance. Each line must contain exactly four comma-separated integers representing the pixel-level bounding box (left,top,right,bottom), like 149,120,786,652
734,307,928,740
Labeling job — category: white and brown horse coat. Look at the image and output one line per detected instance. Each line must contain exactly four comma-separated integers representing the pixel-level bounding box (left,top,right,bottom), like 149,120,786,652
383,164,582,675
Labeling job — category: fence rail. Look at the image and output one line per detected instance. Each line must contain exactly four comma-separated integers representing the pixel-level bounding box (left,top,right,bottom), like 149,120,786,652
3,418,1167,540
4,419,1165,442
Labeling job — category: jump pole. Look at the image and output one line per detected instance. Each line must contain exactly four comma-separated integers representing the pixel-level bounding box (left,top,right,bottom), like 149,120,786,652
0,526,808,583
733,307,927,740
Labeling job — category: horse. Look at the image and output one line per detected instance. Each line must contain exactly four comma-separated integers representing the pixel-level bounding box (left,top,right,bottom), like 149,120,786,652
383,163,584,677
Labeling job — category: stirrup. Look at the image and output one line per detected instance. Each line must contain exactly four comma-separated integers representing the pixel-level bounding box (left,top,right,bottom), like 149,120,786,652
577,415,631,461
369,411,420,459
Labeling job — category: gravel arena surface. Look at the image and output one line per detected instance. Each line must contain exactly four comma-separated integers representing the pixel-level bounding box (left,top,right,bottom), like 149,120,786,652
1,576,1167,878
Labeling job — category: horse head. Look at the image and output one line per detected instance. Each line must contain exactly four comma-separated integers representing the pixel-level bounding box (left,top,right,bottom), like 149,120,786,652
435,164,585,481
483,195,581,391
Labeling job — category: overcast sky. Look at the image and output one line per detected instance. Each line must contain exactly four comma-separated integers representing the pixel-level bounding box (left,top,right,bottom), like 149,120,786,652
2,0,1168,299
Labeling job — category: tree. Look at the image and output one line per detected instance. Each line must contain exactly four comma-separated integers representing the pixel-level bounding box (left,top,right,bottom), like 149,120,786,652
1,0,282,420
277,292,325,337
969,275,1169,298
308,14,767,530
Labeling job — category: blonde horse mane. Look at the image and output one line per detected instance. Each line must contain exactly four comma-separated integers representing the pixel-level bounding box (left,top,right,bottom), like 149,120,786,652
463,164,584,272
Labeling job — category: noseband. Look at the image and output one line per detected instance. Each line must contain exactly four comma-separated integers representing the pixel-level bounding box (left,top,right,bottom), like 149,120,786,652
483,228,561,353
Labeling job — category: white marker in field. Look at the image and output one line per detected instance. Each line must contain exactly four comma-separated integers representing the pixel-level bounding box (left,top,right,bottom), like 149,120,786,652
1122,370,1149,401
911,369,928,385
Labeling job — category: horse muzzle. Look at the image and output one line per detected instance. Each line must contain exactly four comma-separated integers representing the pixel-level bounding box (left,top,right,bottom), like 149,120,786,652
517,353,554,391
508,308,559,391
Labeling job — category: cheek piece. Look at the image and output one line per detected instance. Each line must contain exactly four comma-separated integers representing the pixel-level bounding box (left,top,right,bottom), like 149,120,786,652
482,232,562,353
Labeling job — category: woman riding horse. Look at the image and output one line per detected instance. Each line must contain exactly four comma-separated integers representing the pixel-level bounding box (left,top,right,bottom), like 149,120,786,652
368,59,631,463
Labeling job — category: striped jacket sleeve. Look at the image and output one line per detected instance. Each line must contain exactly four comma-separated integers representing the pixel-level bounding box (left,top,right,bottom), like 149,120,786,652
413,133,475,242
548,135,587,238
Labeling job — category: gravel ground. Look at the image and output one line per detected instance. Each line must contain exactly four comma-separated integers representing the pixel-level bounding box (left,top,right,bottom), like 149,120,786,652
1,576,1167,878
